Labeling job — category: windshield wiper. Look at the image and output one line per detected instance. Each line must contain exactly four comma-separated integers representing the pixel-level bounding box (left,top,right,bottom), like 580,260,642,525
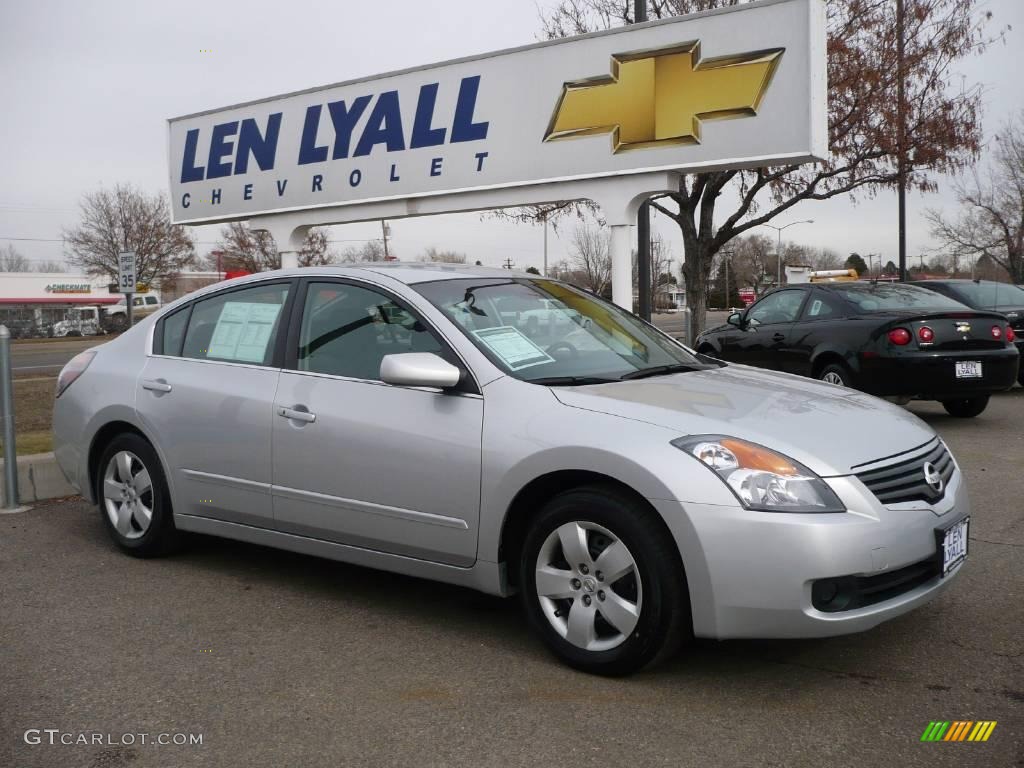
619,363,701,381
529,376,618,386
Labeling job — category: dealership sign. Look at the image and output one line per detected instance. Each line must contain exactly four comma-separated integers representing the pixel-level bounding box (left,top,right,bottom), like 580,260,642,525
167,0,825,224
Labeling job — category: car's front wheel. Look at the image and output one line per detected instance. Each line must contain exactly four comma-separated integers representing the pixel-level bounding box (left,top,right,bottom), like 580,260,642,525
519,486,690,676
96,433,180,557
941,396,989,418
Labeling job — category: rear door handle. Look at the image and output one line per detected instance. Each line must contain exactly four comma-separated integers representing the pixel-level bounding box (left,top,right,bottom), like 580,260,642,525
772,333,786,341
141,379,172,393
277,406,316,423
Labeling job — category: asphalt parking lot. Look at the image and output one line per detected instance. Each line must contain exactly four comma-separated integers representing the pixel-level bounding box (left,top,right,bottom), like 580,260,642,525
2,391,1022,768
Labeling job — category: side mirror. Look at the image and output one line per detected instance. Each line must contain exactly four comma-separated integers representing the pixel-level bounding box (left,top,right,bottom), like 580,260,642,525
380,352,461,390
727,312,744,327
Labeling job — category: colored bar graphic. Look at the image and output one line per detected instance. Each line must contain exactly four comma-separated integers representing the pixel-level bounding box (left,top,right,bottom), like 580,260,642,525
921,720,996,742
921,722,950,741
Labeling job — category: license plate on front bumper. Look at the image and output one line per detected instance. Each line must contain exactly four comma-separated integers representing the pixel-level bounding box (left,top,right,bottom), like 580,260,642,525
955,361,982,378
940,517,969,576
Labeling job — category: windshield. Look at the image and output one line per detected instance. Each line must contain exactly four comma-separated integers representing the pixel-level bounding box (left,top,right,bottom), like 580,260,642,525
834,283,967,312
413,278,707,383
945,281,1024,309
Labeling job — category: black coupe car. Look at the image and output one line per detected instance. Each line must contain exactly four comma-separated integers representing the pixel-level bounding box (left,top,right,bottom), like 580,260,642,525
911,279,1024,385
695,281,1019,417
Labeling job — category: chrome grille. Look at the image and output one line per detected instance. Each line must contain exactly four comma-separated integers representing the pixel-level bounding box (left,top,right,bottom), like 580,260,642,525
854,439,955,505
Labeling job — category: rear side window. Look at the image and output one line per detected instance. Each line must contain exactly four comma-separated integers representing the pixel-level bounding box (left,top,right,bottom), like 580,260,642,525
145,296,158,306
801,291,846,320
181,283,290,365
160,307,190,356
835,284,966,312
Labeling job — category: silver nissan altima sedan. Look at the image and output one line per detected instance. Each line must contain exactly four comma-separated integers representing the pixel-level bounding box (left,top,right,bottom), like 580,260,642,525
52,264,970,675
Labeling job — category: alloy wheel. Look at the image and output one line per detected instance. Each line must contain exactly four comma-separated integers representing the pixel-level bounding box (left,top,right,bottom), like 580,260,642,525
821,371,845,386
534,521,642,652
102,451,154,540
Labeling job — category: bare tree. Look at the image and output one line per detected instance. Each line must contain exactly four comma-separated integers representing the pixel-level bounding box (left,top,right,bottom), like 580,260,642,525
530,0,992,339
336,240,385,263
0,244,31,271
418,247,467,263
210,222,335,271
729,234,775,295
926,112,1024,282
63,184,195,285
568,221,611,294
34,260,66,273
633,233,674,306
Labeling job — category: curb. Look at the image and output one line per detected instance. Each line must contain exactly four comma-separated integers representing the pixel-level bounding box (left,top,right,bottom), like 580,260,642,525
0,452,78,505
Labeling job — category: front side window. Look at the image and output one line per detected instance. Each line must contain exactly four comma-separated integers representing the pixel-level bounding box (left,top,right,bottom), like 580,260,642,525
297,282,443,380
747,290,806,326
181,282,289,364
413,278,706,383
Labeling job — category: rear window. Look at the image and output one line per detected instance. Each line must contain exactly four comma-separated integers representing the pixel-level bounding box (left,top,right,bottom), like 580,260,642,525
834,283,967,312
943,282,1024,310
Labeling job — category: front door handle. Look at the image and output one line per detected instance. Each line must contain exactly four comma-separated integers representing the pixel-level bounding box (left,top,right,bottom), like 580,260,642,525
142,379,172,393
278,406,316,423
772,333,786,342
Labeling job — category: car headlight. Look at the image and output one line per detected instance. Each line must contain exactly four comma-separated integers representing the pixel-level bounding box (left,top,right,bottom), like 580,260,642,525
671,435,845,513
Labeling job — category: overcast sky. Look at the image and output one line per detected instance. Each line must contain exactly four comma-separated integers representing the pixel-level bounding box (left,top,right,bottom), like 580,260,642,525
1,0,1021,276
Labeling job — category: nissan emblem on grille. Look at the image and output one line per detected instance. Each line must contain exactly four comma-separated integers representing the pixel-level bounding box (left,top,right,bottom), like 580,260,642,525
923,462,944,494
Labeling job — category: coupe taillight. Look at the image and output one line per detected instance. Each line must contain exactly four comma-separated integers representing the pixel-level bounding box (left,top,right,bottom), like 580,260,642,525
1007,326,1017,343
991,325,1003,340
888,328,912,346
918,326,934,343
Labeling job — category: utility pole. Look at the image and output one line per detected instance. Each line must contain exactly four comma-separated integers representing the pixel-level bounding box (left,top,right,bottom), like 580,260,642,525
896,0,908,282
634,0,652,321
381,220,391,260
502,256,515,270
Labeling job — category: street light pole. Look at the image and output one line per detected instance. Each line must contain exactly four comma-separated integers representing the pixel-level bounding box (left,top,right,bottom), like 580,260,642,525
896,0,908,282
761,219,814,286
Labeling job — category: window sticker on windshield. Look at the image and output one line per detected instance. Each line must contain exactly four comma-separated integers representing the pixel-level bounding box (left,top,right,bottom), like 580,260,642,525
207,302,282,362
472,326,555,370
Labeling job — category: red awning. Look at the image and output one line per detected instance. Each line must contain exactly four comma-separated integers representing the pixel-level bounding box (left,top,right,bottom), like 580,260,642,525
0,297,121,305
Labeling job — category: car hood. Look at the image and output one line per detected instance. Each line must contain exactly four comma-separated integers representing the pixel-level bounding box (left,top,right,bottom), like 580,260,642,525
550,365,936,476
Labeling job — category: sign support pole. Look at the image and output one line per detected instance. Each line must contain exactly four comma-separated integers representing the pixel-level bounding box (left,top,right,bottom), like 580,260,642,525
610,225,632,309
634,0,652,320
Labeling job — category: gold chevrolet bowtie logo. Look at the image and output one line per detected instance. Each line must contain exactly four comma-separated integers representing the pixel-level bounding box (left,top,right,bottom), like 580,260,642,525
545,42,784,153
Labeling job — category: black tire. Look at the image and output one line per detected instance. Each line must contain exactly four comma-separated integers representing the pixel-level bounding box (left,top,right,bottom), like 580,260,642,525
519,485,690,676
95,433,180,557
818,362,851,388
941,396,989,418
106,314,128,332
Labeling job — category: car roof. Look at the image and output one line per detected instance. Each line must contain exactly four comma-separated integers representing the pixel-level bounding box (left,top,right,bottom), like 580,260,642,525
239,262,536,285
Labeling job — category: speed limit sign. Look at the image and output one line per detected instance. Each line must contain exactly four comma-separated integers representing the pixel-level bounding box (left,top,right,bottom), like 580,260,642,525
118,251,136,293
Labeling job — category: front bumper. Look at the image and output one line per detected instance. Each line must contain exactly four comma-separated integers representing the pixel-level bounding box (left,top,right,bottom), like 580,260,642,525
653,463,969,640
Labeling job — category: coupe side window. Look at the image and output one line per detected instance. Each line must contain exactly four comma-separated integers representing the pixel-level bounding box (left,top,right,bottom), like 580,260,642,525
181,283,290,365
297,282,443,381
747,291,805,326
801,292,845,321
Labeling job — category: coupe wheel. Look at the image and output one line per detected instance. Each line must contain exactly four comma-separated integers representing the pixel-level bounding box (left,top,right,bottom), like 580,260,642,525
818,363,850,387
941,396,989,418
519,485,690,675
96,433,180,556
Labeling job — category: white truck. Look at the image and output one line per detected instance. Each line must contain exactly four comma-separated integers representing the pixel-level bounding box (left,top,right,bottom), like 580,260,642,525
51,294,162,336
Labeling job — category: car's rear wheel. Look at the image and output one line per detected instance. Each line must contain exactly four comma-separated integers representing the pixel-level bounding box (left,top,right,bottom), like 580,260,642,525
818,362,851,387
519,485,689,676
96,433,180,557
941,396,989,418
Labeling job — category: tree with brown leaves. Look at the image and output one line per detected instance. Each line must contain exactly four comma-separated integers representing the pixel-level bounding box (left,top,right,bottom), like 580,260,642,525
530,0,992,339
